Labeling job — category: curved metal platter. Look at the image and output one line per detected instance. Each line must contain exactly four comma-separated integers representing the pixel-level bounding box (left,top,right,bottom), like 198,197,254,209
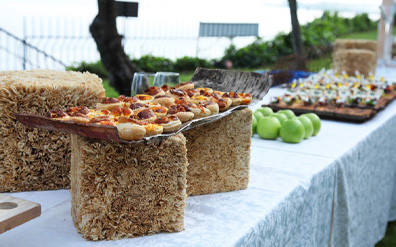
15,68,272,143
15,104,249,144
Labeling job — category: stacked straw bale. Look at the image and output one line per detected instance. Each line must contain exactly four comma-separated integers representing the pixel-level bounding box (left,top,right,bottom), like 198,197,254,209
332,39,377,76
0,70,105,192
71,134,188,240
184,108,252,196
334,39,377,52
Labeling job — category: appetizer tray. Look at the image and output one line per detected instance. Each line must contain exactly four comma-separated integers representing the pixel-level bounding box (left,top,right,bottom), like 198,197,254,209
264,90,396,123
15,104,249,144
264,72,396,123
15,68,272,143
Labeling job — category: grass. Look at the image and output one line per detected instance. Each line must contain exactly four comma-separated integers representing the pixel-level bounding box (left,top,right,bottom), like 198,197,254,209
102,79,119,98
179,73,194,82
339,27,396,40
339,29,379,40
307,55,332,72
376,221,396,247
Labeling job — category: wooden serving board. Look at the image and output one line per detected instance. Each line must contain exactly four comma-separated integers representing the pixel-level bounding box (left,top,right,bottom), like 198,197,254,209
0,194,41,234
264,103,376,122
264,90,396,123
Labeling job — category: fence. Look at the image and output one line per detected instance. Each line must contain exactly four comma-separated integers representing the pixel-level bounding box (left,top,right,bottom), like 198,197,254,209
0,17,258,71
0,27,67,70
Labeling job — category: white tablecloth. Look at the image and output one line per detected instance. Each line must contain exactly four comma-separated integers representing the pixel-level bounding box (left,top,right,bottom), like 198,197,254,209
1,68,396,247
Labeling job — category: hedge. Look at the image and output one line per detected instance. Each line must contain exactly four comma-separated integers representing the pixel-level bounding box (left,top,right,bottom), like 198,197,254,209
67,11,378,77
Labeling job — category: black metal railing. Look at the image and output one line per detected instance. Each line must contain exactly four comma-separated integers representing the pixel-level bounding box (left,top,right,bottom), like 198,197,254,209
0,27,67,70
1,17,259,71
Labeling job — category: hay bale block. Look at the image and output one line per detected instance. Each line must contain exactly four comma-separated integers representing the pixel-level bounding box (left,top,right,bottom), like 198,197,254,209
183,108,252,196
332,39,377,76
334,39,377,53
332,49,376,77
70,134,188,241
0,70,105,192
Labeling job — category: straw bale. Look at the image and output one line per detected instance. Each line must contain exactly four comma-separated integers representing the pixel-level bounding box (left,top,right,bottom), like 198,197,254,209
334,39,377,53
183,108,252,196
70,133,188,241
332,39,377,76
332,49,376,76
0,70,105,192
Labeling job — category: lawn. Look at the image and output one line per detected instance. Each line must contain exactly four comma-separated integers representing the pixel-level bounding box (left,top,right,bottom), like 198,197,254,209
376,221,396,247
339,27,396,40
339,29,378,40
102,79,119,98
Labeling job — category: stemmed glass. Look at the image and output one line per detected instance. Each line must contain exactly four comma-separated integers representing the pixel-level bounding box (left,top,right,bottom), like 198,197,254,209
154,72,180,87
131,72,155,96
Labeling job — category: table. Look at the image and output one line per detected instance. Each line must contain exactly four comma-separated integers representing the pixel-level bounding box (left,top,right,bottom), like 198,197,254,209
1,68,396,247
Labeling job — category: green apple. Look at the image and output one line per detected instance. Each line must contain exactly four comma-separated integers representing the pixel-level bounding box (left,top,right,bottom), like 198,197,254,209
252,114,257,135
278,109,296,119
271,112,288,125
302,113,321,136
297,115,314,139
280,119,305,143
256,107,273,117
253,111,264,121
257,116,281,140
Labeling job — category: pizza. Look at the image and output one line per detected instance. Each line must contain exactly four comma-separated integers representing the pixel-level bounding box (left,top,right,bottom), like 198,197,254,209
44,81,252,141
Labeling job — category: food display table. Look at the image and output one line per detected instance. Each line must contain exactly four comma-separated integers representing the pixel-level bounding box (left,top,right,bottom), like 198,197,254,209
1,67,396,247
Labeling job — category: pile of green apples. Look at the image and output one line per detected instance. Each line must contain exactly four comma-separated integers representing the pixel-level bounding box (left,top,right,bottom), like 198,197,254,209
252,107,321,143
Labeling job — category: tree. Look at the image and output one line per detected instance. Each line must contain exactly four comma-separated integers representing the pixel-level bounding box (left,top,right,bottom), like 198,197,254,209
287,0,306,70
90,0,142,96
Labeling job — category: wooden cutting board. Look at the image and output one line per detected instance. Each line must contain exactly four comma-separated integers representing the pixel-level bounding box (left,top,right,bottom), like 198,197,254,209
0,194,41,234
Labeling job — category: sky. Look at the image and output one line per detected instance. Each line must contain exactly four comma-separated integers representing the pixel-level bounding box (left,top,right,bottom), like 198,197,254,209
0,0,383,38
0,0,386,69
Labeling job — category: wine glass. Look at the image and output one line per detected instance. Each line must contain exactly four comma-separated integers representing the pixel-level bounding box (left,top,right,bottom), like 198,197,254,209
131,72,155,96
153,72,180,87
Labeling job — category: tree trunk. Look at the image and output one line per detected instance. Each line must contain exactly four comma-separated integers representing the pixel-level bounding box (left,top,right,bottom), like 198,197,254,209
90,0,142,96
288,0,306,70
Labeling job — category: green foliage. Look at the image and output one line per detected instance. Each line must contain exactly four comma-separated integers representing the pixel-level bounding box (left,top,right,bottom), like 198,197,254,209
223,11,377,69
268,33,294,60
131,55,175,72
174,56,213,72
299,11,376,48
66,61,108,79
351,13,376,32
301,12,337,47
68,11,379,77
223,40,266,68
223,34,293,68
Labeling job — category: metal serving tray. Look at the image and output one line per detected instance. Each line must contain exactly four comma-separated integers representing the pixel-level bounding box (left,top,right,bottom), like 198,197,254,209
15,68,272,143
